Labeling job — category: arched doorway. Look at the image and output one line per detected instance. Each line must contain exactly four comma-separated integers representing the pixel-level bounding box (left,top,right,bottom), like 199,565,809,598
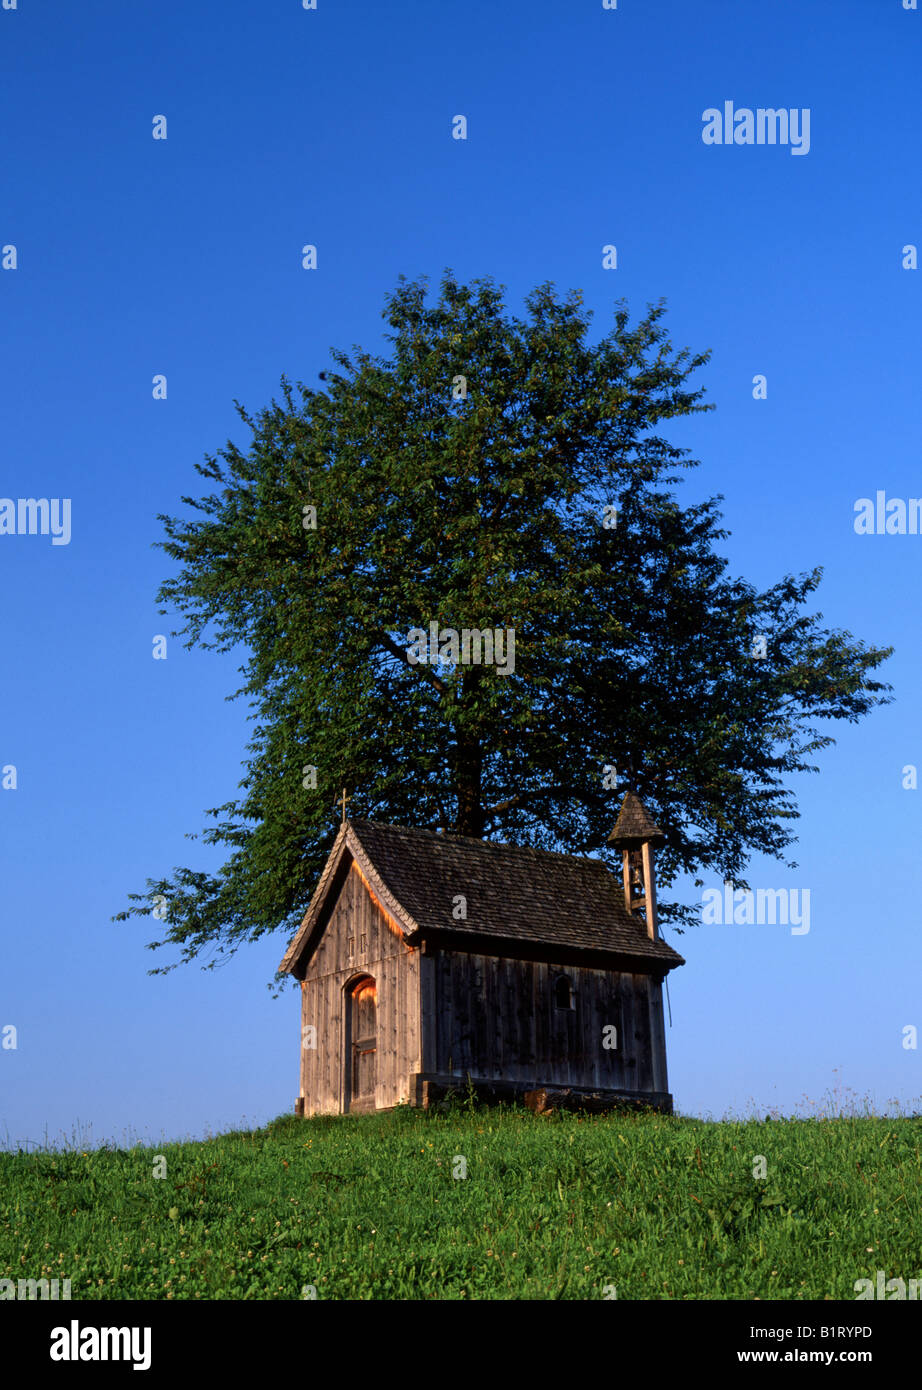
347,976,377,1111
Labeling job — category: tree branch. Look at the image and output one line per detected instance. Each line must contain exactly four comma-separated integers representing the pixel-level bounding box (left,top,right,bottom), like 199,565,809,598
376,630,449,695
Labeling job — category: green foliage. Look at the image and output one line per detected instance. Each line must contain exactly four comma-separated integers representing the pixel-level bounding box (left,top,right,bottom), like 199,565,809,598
114,271,891,973
2,1110,919,1300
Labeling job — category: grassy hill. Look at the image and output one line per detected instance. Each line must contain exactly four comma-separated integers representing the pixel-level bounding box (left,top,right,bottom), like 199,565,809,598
2,1102,920,1300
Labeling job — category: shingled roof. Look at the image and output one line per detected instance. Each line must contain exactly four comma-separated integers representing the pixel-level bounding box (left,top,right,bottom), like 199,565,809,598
279,819,684,974
608,791,666,848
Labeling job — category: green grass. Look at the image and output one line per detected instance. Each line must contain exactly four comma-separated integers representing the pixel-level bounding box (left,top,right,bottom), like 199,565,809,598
2,1102,921,1300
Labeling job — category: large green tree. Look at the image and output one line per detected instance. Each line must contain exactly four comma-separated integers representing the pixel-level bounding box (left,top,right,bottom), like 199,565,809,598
117,272,891,973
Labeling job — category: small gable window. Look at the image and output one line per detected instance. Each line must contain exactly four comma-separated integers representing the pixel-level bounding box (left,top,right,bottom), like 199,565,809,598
554,975,573,1010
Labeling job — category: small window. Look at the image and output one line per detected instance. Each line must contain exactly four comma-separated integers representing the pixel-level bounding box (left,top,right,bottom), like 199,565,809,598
554,975,573,1010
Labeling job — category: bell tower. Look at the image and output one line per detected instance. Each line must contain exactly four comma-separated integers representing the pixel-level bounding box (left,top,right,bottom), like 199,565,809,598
608,791,666,941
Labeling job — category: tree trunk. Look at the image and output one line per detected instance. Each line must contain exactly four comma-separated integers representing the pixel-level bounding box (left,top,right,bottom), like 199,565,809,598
453,734,484,837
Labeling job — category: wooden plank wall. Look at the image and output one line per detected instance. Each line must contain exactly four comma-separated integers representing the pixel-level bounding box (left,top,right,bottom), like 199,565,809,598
648,977,669,1095
427,950,669,1095
298,862,420,1116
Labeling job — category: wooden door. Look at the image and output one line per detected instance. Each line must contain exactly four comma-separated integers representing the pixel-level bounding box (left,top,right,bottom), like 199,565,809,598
350,978,377,1107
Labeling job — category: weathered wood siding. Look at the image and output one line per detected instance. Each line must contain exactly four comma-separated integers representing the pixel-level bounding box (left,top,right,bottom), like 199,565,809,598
423,949,668,1095
298,862,420,1115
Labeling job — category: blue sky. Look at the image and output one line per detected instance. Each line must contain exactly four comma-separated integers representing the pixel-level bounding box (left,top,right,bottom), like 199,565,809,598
1,0,920,1148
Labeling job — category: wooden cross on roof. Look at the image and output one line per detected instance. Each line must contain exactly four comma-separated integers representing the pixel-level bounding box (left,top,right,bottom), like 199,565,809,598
340,787,350,827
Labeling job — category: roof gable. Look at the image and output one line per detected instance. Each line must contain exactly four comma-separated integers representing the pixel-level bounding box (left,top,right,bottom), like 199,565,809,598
278,823,419,975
